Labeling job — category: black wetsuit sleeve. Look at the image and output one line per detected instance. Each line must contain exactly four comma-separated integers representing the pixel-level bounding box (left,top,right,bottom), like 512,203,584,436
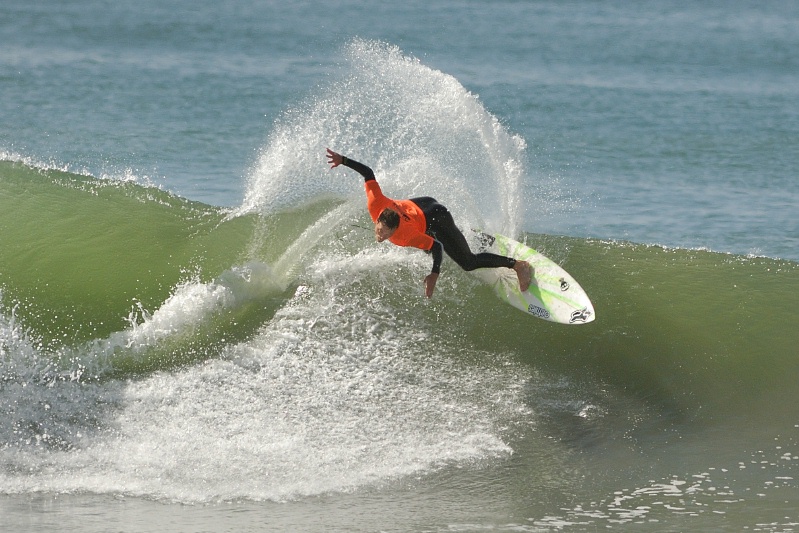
341,156,376,182
430,240,443,274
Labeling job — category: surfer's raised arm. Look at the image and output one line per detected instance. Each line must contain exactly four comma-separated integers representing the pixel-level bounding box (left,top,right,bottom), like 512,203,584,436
326,148,375,182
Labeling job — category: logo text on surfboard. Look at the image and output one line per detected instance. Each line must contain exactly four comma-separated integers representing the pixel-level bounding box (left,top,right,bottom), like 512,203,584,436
527,304,550,319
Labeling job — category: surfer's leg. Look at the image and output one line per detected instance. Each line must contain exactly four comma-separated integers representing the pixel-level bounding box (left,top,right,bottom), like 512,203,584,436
413,199,532,291
422,203,515,271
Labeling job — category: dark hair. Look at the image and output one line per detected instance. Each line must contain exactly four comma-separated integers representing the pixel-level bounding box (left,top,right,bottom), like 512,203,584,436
377,208,400,229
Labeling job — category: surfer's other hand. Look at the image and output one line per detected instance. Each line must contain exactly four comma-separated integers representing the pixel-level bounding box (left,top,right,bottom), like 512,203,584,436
424,272,439,298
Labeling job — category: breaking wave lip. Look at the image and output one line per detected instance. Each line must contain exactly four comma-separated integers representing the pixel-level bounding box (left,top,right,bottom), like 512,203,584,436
0,150,168,192
0,259,286,386
73,261,287,379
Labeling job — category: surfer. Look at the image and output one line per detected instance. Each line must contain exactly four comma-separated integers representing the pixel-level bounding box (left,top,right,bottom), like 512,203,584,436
326,148,532,298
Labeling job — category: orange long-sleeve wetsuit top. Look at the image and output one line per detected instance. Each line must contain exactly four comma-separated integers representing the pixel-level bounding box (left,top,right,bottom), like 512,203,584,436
341,156,443,273
364,180,434,251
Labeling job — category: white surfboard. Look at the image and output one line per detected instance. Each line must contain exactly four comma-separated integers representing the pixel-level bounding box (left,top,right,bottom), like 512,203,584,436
471,231,595,324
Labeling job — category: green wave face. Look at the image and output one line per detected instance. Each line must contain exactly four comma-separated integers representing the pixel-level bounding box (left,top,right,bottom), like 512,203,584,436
0,161,256,347
3,159,798,419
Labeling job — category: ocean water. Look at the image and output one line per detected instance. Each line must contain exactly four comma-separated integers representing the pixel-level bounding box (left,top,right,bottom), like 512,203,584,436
2,1,799,531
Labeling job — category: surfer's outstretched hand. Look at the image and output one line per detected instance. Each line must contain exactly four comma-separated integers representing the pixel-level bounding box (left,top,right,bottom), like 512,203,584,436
326,148,343,168
424,272,439,298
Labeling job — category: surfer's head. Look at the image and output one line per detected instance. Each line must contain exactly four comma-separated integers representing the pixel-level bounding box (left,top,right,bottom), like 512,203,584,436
375,208,399,242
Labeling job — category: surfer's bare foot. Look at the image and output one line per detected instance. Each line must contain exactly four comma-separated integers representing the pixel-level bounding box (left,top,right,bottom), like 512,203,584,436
514,260,532,292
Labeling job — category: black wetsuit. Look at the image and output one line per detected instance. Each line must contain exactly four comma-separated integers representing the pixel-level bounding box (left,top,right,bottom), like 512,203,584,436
409,195,517,272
